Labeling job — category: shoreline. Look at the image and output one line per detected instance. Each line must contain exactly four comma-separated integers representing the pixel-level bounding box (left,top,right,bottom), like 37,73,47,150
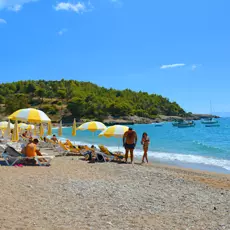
52,135,230,175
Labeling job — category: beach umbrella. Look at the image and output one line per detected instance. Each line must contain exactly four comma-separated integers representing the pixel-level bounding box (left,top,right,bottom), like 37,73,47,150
99,125,129,151
47,122,52,136
8,108,51,123
40,123,44,137
58,120,62,136
77,121,106,132
0,121,14,130
12,120,19,142
72,118,76,136
27,125,35,130
3,120,13,139
99,125,129,138
18,123,28,130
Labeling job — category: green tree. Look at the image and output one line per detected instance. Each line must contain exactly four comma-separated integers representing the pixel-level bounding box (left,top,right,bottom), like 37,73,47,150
36,88,46,103
5,94,29,114
67,97,86,120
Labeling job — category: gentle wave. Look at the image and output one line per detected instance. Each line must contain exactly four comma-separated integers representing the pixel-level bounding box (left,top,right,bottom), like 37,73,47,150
192,140,226,152
59,137,230,171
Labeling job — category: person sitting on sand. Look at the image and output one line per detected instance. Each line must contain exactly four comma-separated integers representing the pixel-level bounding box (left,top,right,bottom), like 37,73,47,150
141,132,150,163
123,127,137,164
25,139,46,163
51,134,58,143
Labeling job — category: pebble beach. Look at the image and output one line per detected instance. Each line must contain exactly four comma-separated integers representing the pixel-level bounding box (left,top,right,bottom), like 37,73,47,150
0,148,230,230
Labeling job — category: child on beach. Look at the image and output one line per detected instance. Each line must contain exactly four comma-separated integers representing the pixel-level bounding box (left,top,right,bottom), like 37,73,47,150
141,132,150,163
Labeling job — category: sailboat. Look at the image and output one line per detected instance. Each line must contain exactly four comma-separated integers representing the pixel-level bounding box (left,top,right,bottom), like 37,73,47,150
201,101,220,127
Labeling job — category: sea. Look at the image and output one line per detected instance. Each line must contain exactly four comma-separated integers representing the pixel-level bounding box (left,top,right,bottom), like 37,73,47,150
51,118,230,174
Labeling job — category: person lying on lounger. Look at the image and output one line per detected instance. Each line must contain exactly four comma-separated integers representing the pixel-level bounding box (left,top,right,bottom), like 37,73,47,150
51,134,58,143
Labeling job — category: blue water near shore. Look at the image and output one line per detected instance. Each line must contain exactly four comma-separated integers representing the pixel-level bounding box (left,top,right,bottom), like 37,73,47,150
52,118,230,173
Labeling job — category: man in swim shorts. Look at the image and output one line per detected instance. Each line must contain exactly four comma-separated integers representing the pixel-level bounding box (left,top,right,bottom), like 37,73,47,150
123,127,137,164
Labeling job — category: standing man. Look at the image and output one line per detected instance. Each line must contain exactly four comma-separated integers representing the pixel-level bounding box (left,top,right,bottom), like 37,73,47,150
123,127,137,164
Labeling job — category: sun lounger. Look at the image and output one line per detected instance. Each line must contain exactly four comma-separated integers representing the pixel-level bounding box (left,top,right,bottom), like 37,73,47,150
96,150,114,162
2,145,54,166
98,145,125,161
57,141,83,156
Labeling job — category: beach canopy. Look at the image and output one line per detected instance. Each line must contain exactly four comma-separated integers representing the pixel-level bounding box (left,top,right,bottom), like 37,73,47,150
8,108,51,123
0,121,14,130
77,121,106,132
99,125,129,138
72,118,76,136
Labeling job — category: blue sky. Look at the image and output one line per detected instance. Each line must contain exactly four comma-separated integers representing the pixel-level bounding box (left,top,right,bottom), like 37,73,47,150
0,0,230,114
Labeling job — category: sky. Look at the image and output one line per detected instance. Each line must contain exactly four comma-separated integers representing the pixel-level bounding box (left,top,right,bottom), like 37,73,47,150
0,0,230,114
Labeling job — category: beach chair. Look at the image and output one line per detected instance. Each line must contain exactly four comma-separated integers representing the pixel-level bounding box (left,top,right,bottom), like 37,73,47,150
98,145,125,162
57,141,82,156
2,145,54,166
96,150,114,162
55,141,71,156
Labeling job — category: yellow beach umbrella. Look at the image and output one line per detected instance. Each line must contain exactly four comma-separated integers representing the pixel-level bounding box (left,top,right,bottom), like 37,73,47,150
99,125,129,138
27,125,35,130
12,121,19,142
8,108,51,123
58,120,62,136
0,121,14,130
40,123,44,137
77,121,106,132
3,120,13,139
47,122,52,136
18,123,28,130
72,118,76,136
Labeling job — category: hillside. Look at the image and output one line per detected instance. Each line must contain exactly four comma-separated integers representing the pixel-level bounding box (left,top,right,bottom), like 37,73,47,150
0,80,187,123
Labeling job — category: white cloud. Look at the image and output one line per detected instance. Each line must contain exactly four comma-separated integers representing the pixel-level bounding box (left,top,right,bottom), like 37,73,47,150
58,28,68,36
0,18,7,24
110,0,123,6
160,63,186,69
192,65,197,71
0,0,37,12
54,2,93,13
192,64,202,71
8,4,22,11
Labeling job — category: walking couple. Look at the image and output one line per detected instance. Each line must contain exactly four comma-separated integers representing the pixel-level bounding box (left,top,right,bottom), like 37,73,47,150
123,127,150,164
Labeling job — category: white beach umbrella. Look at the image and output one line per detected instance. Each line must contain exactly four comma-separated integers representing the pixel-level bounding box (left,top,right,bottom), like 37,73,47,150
8,108,51,123
99,125,129,138
0,121,14,130
77,121,106,132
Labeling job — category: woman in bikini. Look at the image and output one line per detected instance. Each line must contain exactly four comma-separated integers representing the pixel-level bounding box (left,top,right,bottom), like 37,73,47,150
141,132,150,163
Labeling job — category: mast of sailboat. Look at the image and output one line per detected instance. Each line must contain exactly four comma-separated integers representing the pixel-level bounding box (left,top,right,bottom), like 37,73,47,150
210,100,212,116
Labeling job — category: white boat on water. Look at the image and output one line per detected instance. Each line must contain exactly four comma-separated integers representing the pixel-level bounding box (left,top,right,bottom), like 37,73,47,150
152,122,164,127
201,101,220,127
201,118,219,124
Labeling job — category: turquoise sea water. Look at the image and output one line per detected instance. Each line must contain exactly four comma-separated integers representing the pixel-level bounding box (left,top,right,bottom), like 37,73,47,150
52,118,230,173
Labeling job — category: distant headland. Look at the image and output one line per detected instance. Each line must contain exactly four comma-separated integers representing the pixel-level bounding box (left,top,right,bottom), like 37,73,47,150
0,80,219,124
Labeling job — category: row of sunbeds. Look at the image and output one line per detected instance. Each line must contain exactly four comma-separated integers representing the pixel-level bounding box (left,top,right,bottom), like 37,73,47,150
0,136,126,166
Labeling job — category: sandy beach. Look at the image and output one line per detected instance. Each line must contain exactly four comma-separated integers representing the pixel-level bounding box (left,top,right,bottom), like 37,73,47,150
0,148,230,230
